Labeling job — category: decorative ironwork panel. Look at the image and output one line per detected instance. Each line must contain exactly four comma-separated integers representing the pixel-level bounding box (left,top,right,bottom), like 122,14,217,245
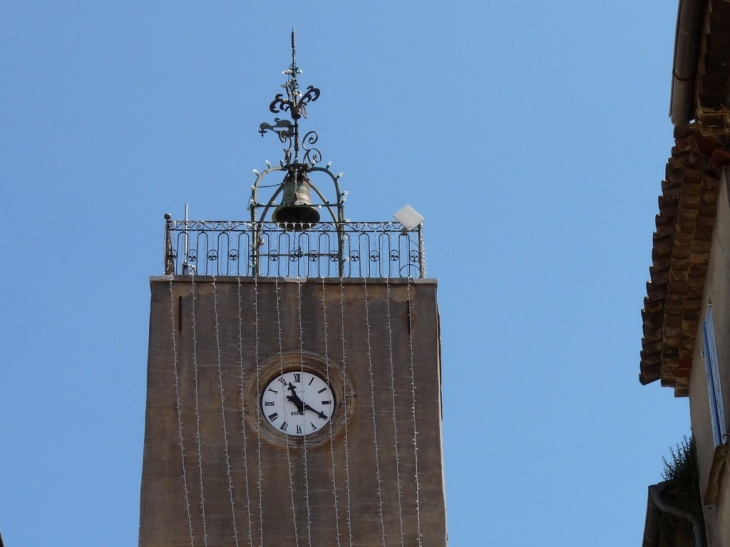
165,220,425,278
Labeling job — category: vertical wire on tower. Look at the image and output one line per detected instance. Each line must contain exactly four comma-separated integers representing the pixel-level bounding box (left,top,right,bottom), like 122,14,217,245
212,276,241,547
385,276,406,546
168,276,196,547
320,278,342,547
296,279,313,547
190,273,210,547
236,277,255,547
275,276,300,547
338,278,354,547
252,276,265,547
406,279,423,546
363,277,387,547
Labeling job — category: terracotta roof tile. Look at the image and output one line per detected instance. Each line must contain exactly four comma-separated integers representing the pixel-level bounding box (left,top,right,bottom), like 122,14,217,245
639,130,721,395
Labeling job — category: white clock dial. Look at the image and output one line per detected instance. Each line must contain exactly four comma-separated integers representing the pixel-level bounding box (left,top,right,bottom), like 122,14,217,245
261,371,335,436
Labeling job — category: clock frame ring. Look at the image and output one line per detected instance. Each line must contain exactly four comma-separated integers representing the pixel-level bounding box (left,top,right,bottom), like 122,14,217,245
244,351,354,449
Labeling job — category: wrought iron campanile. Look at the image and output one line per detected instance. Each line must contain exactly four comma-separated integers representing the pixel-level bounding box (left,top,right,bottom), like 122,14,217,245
164,31,425,279
251,31,346,272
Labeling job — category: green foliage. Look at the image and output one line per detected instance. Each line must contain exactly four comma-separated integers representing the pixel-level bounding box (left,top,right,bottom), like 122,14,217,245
658,435,704,547
661,437,694,480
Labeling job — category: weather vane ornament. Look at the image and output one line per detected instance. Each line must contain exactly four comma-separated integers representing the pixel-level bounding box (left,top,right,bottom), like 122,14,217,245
250,30,345,232
258,30,322,166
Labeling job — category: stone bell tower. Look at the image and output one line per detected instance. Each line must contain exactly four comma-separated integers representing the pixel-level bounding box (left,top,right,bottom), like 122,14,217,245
139,33,447,547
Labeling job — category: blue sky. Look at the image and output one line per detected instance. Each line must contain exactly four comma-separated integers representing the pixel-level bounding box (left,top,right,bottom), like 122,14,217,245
1,2,690,545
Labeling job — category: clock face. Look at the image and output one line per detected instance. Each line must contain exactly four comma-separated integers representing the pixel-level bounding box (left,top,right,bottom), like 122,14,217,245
261,370,335,436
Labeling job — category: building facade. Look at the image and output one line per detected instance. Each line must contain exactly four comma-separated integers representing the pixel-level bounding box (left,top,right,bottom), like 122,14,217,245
640,1,730,545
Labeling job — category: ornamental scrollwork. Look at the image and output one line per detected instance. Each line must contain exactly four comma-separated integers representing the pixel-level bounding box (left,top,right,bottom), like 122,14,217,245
301,131,322,165
165,220,425,278
269,85,320,120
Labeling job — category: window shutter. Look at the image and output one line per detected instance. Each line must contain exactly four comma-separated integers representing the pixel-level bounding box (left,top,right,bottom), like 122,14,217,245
703,306,727,447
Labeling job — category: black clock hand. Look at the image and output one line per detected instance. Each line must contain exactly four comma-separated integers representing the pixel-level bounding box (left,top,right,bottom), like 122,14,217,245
286,383,304,413
302,402,327,420
288,382,327,419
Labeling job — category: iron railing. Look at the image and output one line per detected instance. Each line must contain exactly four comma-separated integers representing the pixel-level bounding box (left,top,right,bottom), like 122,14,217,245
164,220,425,278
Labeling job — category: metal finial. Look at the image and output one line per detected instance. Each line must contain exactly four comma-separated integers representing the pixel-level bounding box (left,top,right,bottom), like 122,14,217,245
259,31,321,166
284,29,302,87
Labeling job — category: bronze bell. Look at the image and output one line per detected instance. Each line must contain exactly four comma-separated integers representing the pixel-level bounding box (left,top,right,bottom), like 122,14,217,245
272,171,320,231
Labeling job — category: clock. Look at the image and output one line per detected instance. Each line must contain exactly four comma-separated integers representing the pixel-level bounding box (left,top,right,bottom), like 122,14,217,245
261,370,335,436
244,351,353,447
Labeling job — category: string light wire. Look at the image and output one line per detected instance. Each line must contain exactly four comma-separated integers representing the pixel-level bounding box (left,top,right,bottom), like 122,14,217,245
363,276,387,547
275,277,300,547
385,277,406,546
212,276,241,547
406,279,423,546
338,277,354,547
252,276,265,547
190,272,209,547
320,279,342,547
168,275,196,547
296,279,313,547
235,276,256,547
